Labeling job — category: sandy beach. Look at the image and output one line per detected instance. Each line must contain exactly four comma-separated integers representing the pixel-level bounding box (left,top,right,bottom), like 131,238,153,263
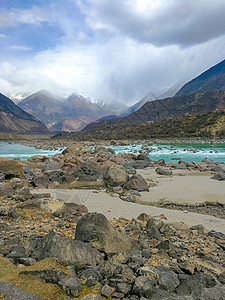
33,168,225,234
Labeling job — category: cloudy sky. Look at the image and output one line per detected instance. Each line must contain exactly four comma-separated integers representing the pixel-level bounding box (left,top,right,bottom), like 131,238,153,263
0,0,225,103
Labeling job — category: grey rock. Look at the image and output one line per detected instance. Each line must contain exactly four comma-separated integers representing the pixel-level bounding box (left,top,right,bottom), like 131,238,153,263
132,276,154,298
155,166,172,175
146,226,162,240
101,284,115,297
157,270,180,292
58,277,82,297
19,269,66,284
75,213,132,253
0,281,43,300
78,266,103,287
198,284,225,300
0,173,5,182
208,230,225,240
116,282,131,295
28,232,103,267
100,261,135,283
104,165,129,187
8,207,21,220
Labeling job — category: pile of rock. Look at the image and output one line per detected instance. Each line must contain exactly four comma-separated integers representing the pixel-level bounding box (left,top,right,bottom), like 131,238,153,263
0,208,225,299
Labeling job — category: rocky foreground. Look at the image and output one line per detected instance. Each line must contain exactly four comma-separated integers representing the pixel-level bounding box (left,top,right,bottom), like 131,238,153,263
0,143,225,299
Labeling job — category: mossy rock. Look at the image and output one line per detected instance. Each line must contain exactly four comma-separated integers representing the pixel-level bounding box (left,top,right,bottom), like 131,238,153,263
0,158,24,179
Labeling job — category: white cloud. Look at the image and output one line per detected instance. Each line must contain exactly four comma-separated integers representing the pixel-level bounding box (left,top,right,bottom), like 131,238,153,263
10,45,32,51
0,33,6,38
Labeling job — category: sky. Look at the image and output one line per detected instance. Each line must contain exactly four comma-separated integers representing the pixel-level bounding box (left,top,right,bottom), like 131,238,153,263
0,0,225,104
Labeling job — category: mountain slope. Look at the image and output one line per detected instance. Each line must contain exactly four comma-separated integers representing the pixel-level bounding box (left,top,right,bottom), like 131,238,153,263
0,93,48,133
176,59,225,96
18,90,65,125
83,90,225,131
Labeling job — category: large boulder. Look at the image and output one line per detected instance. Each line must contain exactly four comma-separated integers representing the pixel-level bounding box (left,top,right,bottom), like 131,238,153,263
69,161,104,182
75,213,133,253
28,232,103,267
0,158,25,179
104,165,129,187
155,167,172,176
0,281,43,300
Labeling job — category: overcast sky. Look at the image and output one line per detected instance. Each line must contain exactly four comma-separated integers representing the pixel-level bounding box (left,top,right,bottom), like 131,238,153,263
0,0,225,104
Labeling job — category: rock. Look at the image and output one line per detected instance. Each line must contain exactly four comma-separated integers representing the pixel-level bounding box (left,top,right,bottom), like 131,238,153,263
110,140,117,145
211,172,225,181
101,284,115,297
177,272,217,296
116,282,131,295
100,261,135,283
125,174,149,192
54,202,88,219
81,295,102,300
78,267,103,287
0,281,43,300
157,270,180,292
121,140,130,146
139,266,160,280
208,230,225,240
28,155,47,163
0,158,25,179
104,165,129,187
155,167,172,176
58,276,82,297
132,276,154,298
28,232,103,267
146,226,162,240
19,269,66,284
0,173,5,182
31,174,51,188
155,159,165,166
146,217,164,230
176,162,187,170
62,143,91,156
8,207,21,220
75,213,132,253
198,284,225,300
70,161,104,181
19,198,64,213
0,182,14,196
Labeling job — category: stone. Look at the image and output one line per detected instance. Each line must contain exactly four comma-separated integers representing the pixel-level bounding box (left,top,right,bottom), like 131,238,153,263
75,213,132,253
157,270,180,292
99,262,135,283
28,232,103,267
101,284,115,297
146,226,162,240
177,272,217,296
0,173,5,182
104,165,129,187
54,202,88,219
19,269,66,284
208,230,225,240
8,207,21,220
81,295,102,300
139,266,160,280
28,155,47,163
0,281,43,300
78,267,103,287
211,172,225,181
155,167,172,176
116,283,131,295
132,276,154,298
125,174,149,192
199,285,225,300
58,277,82,297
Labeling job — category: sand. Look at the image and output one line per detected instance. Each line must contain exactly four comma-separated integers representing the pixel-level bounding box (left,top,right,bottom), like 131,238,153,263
138,168,225,205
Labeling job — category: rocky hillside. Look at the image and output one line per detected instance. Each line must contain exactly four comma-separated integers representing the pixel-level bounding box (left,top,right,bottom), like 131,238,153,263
71,110,225,140
176,59,225,96
84,90,225,132
0,93,48,133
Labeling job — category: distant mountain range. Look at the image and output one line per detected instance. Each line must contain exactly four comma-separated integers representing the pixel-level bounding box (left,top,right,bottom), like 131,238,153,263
0,93,48,133
17,90,128,132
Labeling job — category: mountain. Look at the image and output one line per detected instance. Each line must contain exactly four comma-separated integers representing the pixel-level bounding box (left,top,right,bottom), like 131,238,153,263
18,90,127,132
120,91,158,117
18,90,65,125
83,90,225,131
158,81,185,99
0,93,48,133
176,59,225,96
49,116,97,132
72,110,225,140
